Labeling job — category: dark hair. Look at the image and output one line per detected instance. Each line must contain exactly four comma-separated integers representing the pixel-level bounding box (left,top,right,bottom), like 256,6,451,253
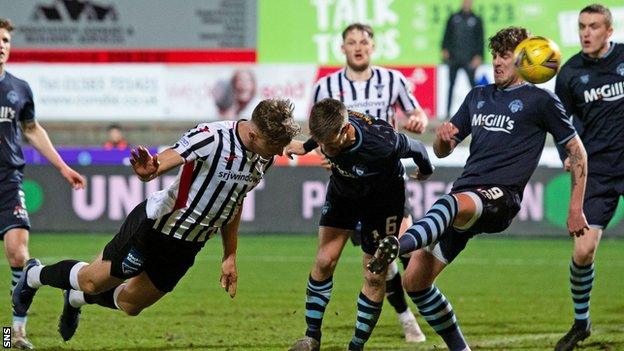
488,27,531,55
342,23,374,40
251,99,300,145
0,17,14,32
580,4,612,28
107,123,122,131
309,98,348,143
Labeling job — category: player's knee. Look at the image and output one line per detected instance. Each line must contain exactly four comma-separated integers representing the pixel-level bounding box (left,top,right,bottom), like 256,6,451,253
575,244,597,263
79,279,106,295
315,253,338,275
6,251,28,267
402,273,432,292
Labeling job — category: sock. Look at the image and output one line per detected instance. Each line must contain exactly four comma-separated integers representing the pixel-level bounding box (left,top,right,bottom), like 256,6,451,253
305,275,333,342
385,265,408,314
84,287,120,310
570,259,594,330
348,292,382,351
68,290,87,308
409,286,468,351
399,195,458,255
11,267,27,323
39,260,86,290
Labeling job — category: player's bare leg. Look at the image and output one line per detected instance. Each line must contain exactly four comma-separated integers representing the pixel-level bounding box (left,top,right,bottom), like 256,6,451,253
290,227,351,351
555,227,602,351
4,228,33,349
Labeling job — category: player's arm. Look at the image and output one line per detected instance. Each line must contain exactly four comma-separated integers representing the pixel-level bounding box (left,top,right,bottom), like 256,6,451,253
21,120,86,189
434,89,472,157
564,136,589,237
395,72,428,134
555,70,584,170
130,146,184,182
285,138,317,159
396,134,434,180
433,122,459,158
220,206,241,298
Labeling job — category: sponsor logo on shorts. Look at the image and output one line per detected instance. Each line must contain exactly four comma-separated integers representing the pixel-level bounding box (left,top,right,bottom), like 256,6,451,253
121,247,144,276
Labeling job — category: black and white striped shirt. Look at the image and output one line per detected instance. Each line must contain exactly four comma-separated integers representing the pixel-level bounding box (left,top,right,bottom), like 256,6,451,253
146,121,272,242
312,66,421,128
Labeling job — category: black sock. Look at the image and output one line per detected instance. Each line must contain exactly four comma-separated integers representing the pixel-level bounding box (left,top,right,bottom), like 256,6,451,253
84,288,118,310
40,260,80,290
385,272,408,314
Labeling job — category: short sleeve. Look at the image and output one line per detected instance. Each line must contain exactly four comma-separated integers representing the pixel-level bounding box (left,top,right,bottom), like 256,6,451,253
542,92,577,145
19,84,35,122
394,70,420,113
312,78,329,104
449,89,474,143
171,123,217,161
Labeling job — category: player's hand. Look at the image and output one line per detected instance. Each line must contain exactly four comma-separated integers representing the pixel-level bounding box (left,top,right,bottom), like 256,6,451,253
436,122,459,144
130,146,159,182
220,256,238,298
284,140,306,159
404,114,428,134
563,157,571,172
567,210,589,238
61,167,86,190
409,165,434,181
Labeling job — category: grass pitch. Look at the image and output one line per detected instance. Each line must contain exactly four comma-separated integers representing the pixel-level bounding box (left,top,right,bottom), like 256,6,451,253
1,234,623,351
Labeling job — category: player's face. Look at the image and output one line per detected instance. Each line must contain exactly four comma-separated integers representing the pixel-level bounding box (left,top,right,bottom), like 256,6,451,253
252,133,287,159
492,50,521,88
342,29,374,72
578,12,613,58
0,28,11,67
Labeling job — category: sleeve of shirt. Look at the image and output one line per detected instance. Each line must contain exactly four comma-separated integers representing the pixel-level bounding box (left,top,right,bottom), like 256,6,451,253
395,133,433,175
171,123,217,161
542,91,577,146
554,73,581,161
19,83,35,122
312,78,328,104
449,89,474,143
394,71,421,114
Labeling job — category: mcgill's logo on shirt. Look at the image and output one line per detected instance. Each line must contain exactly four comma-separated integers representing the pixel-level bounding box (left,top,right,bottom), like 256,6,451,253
471,113,515,134
583,80,624,103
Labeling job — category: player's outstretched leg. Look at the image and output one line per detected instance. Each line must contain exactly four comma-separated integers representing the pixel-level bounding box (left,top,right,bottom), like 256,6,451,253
12,259,42,317
367,235,399,274
58,289,82,341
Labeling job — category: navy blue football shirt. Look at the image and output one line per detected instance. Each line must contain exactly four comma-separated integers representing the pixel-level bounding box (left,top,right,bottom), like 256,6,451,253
0,71,35,184
555,42,624,176
451,83,576,193
324,111,432,198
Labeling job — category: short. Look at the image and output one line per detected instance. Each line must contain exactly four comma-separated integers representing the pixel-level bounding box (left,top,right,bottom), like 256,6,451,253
320,179,405,255
102,201,203,292
0,186,30,239
583,173,624,229
425,185,522,264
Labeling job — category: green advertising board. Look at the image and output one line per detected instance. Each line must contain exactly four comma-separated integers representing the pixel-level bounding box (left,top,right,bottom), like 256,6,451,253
259,0,623,65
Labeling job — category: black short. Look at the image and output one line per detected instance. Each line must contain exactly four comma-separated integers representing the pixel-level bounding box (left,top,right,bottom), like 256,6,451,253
102,201,203,292
320,179,405,255
0,186,30,238
583,174,624,228
430,185,521,263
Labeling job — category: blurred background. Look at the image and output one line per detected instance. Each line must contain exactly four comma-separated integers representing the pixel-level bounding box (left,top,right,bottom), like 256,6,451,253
2,0,623,236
